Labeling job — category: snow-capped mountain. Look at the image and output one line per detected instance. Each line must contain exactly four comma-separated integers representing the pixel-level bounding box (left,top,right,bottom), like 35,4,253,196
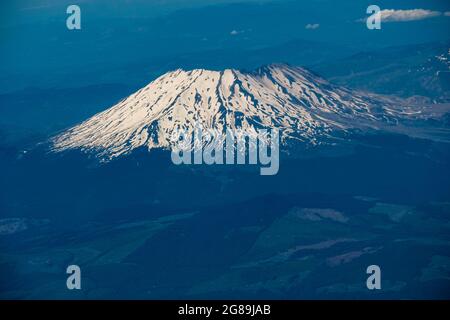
51,64,424,160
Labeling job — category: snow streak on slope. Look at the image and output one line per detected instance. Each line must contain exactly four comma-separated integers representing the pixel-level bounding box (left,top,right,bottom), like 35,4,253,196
52,64,414,160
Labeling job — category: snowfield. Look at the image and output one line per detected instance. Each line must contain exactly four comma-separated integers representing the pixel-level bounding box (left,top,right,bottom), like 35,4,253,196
51,64,438,160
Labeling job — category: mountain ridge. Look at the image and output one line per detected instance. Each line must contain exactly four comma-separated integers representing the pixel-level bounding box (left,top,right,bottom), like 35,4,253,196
51,64,440,161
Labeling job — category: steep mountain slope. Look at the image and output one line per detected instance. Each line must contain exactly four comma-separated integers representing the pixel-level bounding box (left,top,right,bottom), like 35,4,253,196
51,64,431,160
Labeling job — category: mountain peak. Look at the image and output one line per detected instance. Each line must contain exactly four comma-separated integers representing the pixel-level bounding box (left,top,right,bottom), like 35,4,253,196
51,65,411,160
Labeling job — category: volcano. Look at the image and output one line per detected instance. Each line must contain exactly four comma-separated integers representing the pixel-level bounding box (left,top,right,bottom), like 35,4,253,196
51,64,435,160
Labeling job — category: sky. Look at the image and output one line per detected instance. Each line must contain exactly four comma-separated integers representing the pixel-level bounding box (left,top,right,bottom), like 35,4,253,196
0,0,449,92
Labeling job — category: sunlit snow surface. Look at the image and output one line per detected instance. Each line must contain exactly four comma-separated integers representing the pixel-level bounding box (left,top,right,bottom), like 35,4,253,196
52,64,430,160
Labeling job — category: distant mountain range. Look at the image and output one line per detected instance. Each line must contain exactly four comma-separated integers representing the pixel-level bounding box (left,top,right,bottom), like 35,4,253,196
313,40,450,103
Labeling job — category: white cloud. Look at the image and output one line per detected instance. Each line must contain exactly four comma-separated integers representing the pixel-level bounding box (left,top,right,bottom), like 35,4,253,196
230,30,244,35
379,9,441,22
305,23,320,30
445,11,450,17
